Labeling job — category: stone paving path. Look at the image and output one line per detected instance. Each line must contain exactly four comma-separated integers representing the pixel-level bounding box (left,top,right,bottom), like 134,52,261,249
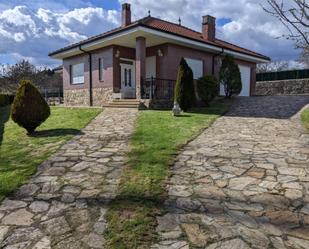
0,108,138,249
151,96,309,249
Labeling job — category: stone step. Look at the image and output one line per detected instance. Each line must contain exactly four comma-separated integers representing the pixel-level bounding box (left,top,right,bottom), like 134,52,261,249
103,104,139,108
110,101,140,105
113,99,140,103
103,99,141,109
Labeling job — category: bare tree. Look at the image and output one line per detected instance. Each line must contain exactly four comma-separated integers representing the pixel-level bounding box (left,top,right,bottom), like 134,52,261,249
0,60,62,94
298,47,309,67
263,0,309,49
257,60,289,73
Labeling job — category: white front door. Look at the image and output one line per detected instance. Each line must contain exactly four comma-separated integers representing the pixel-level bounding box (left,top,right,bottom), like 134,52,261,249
120,60,135,99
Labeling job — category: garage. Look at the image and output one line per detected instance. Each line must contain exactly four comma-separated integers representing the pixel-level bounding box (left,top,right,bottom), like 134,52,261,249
220,65,251,97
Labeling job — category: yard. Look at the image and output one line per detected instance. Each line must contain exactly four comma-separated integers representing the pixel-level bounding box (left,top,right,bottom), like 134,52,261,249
104,100,231,249
0,106,101,201
301,108,309,130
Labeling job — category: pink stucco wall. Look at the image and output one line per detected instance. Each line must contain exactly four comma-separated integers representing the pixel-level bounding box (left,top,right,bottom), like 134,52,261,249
63,46,114,91
62,42,257,98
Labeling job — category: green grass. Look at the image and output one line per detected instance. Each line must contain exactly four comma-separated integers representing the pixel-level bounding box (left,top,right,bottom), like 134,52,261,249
301,108,309,130
0,106,101,201
105,100,231,249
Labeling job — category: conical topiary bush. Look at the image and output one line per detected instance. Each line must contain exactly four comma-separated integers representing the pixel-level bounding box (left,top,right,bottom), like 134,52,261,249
174,58,196,111
11,80,50,135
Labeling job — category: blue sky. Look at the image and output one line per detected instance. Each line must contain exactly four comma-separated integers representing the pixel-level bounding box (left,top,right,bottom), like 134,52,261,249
0,0,303,67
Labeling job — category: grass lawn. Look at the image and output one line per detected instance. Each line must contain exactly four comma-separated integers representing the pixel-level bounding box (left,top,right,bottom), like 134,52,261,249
0,106,101,201
105,100,231,249
301,108,309,130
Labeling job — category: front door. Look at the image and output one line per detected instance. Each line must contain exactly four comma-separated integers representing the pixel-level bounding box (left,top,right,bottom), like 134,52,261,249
120,60,135,99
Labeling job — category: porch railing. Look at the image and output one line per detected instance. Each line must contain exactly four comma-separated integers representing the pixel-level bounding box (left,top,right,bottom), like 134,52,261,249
141,77,176,100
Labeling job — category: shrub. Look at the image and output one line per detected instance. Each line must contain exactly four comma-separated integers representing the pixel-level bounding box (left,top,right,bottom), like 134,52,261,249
219,55,242,98
0,94,10,107
197,75,219,106
11,80,50,134
174,58,196,111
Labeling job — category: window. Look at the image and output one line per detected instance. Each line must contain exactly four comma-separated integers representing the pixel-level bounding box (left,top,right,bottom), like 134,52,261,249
185,58,203,79
70,63,84,84
99,58,104,81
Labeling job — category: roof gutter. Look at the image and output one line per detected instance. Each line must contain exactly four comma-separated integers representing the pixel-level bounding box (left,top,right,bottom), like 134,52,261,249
212,48,224,75
78,45,93,107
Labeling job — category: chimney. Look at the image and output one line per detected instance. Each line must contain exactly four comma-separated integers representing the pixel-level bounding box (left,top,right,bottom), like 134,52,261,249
122,3,131,27
202,15,216,41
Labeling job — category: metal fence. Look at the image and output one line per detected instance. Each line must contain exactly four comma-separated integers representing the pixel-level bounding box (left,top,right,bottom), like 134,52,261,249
39,87,63,105
142,77,176,100
257,69,309,82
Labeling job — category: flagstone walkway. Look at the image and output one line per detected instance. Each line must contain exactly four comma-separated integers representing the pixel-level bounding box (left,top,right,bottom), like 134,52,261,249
151,96,309,249
0,108,138,249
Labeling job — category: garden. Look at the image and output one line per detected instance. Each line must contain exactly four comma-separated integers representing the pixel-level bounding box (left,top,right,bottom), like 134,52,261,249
0,81,101,201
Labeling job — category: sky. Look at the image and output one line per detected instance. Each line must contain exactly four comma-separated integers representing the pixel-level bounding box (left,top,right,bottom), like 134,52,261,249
0,0,304,68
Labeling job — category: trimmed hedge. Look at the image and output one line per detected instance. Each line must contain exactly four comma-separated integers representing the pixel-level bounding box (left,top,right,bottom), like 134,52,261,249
197,75,219,106
174,58,196,111
11,80,50,134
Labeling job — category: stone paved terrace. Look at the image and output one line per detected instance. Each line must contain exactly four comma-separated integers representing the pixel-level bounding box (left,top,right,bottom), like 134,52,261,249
151,96,309,249
0,108,138,249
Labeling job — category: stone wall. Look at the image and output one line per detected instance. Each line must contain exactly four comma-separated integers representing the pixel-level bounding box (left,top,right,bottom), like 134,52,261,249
64,87,113,107
93,87,113,106
64,89,90,106
255,79,309,96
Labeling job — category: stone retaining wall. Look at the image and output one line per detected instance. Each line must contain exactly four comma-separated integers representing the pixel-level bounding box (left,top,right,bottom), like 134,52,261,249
64,87,113,106
255,79,309,96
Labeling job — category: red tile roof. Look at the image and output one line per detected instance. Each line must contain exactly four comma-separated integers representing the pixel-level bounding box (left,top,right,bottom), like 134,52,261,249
142,17,269,60
49,16,270,61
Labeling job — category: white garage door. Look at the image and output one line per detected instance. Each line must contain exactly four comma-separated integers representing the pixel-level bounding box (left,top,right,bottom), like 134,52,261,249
220,65,251,97
185,58,203,79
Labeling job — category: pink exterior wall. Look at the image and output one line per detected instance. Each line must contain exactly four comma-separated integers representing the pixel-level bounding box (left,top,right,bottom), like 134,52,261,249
162,43,214,80
63,46,114,91
63,42,257,101
63,54,90,91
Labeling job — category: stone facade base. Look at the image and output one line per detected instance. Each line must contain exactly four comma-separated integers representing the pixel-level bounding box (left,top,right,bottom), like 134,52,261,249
255,79,309,96
64,89,90,106
93,87,113,106
64,87,113,107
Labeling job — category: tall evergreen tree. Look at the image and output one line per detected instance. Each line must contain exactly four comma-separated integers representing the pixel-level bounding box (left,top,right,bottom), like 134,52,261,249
174,58,196,111
219,55,242,98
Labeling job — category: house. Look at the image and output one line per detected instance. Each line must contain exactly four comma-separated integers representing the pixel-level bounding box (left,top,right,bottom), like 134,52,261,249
49,3,270,107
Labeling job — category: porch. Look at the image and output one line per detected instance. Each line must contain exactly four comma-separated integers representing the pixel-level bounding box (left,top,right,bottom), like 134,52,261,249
111,36,177,101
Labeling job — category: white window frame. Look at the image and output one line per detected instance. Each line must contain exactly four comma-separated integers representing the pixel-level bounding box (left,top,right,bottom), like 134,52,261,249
70,63,84,84
184,58,204,79
99,58,104,81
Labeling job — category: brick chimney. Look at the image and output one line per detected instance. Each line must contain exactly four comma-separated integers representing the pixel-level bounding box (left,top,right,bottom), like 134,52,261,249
202,15,216,41
122,3,131,27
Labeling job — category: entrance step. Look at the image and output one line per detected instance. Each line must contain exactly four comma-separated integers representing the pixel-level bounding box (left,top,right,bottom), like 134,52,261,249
103,99,140,108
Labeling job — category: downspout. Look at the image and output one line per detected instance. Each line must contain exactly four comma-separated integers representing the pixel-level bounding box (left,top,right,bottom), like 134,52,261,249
79,45,93,106
212,48,224,75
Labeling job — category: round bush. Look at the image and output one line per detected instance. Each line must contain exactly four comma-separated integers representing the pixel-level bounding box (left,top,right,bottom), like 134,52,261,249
197,75,219,106
11,80,50,134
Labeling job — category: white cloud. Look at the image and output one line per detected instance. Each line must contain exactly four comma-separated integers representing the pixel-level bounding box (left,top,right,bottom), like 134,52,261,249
0,5,120,66
120,0,302,64
0,0,303,67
